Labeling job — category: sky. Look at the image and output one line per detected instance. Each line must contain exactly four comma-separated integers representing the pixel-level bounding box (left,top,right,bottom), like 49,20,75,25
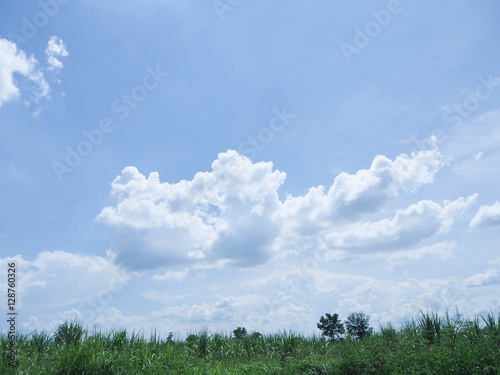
1,0,500,339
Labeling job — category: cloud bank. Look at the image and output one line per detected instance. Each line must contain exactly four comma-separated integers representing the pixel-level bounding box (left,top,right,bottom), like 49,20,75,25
97,144,476,272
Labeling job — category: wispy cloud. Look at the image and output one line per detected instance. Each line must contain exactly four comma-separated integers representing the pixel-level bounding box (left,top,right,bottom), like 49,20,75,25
45,36,68,72
0,38,50,107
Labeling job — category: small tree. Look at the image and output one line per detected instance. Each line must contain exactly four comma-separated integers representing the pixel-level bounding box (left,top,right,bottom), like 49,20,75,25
166,332,174,343
317,313,344,341
250,331,262,339
233,327,247,339
345,312,373,340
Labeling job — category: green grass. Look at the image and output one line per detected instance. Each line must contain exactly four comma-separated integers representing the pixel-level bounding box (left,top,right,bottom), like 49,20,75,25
1,311,499,374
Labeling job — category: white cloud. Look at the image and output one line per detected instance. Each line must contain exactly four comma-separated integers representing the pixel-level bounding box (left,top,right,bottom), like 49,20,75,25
0,36,67,110
274,143,444,243
470,201,500,229
8,246,500,338
0,37,51,108
0,251,130,310
98,150,286,270
385,242,456,267
153,268,190,281
323,195,477,251
465,269,500,287
45,36,68,72
236,264,495,331
97,147,453,270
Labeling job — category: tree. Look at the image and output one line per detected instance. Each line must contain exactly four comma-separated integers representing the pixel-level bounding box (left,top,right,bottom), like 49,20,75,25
250,331,262,339
166,332,174,343
345,312,373,340
233,327,247,339
317,313,345,341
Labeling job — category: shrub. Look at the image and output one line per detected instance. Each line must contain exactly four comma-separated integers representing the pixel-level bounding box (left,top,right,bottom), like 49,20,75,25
416,311,441,345
53,320,85,346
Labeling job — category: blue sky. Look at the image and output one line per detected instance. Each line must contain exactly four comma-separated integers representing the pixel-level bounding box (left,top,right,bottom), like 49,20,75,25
1,0,500,338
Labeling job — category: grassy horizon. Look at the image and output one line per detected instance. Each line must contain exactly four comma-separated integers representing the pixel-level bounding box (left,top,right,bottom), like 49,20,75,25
1,311,499,374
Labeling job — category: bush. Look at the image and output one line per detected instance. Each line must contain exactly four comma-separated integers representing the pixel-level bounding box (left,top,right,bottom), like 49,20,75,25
53,320,85,346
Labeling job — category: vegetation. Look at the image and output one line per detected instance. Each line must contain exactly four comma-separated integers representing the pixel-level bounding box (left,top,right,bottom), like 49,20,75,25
0,311,499,374
317,313,344,341
345,312,373,340
232,327,248,340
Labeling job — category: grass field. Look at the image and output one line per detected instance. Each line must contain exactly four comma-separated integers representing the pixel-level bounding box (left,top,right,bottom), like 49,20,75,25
1,311,499,374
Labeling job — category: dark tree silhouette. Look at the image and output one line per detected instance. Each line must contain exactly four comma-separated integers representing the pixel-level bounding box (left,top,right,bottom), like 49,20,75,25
345,312,373,340
317,313,345,341
233,327,248,339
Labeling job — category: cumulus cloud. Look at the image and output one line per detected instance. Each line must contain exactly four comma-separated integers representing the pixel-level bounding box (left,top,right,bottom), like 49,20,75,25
151,297,240,325
469,201,500,229
465,269,500,287
98,150,285,269
9,248,499,337
323,195,477,251
274,143,444,240
147,295,315,334
238,263,495,330
153,268,190,281
96,147,458,271
0,251,130,310
45,36,68,71
385,242,456,267
0,37,50,107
